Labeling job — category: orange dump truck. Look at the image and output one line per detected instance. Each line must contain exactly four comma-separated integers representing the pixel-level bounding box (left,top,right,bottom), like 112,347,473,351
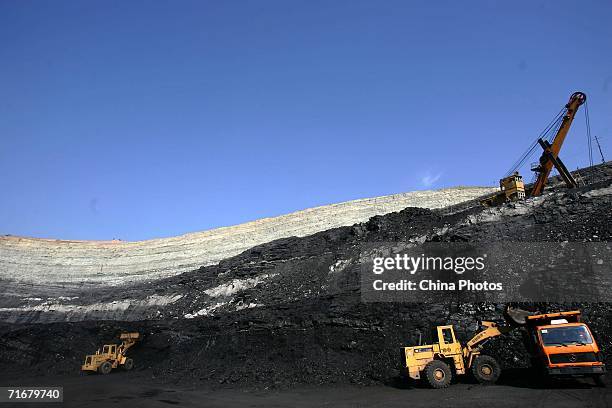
524,311,606,384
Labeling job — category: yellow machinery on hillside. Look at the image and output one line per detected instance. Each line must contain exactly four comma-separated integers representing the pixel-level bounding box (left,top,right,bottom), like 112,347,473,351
82,332,140,375
481,172,526,207
400,321,513,388
482,91,585,206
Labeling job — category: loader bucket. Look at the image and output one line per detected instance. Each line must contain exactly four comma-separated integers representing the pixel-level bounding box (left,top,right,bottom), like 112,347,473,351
504,306,538,326
119,332,140,340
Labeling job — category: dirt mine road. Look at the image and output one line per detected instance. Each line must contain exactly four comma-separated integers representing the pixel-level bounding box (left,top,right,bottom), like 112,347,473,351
0,370,609,408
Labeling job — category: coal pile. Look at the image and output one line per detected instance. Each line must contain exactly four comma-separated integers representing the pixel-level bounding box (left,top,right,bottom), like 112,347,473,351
0,162,610,388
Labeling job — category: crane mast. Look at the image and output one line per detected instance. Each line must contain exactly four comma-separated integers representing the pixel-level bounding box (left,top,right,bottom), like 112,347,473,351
530,91,586,196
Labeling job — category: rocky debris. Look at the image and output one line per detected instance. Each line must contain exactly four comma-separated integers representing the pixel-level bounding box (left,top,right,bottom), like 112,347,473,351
0,162,610,388
0,301,609,388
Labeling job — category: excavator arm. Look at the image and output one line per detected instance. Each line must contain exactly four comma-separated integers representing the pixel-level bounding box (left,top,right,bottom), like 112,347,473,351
530,92,586,196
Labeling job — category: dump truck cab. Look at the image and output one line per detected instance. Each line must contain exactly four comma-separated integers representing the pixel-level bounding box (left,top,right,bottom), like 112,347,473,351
526,311,606,379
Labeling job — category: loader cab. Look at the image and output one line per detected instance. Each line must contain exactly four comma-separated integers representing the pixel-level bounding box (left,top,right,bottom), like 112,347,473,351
101,345,117,356
436,326,459,351
436,325,459,346
436,326,457,345
423,325,459,347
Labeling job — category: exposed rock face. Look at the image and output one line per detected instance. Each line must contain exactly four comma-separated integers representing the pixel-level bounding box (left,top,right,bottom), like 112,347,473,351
0,162,610,388
0,187,494,287
1,165,610,326
0,163,610,388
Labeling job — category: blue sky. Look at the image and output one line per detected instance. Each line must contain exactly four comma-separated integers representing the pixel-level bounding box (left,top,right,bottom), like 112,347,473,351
1,0,611,241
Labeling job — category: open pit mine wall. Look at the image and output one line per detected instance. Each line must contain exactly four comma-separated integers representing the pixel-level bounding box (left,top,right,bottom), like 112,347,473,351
0,187,494,288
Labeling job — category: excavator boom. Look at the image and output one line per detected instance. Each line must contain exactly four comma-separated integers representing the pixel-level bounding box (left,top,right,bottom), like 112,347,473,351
531,92,586,196
481,91,587,207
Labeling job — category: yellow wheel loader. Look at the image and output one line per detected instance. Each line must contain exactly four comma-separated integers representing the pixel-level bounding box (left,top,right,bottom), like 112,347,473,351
81,332,140,375
400,321,513,388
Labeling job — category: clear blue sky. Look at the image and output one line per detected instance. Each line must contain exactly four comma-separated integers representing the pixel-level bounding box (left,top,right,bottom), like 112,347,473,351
1,1,611,241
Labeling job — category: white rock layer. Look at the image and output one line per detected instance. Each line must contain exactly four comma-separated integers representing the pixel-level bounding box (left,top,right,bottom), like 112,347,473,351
0,187,494,287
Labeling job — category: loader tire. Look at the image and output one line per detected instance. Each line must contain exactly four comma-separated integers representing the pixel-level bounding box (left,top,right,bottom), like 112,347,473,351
98,361,113,375
424,360,452,389
123,358,134,371
472,355,501,385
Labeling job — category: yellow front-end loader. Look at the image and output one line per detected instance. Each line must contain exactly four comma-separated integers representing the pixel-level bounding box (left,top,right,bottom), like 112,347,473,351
400,322,513,388
81,332,140,375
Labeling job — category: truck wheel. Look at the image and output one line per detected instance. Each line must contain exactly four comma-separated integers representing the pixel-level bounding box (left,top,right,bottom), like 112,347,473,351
123,358,134,371
424,360,452,389
472,355,501,385
98,361,113,375
593,374,606,387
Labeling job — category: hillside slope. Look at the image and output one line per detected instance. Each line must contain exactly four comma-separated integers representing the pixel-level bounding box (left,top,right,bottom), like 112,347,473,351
0,187,493,289
0,162,610,387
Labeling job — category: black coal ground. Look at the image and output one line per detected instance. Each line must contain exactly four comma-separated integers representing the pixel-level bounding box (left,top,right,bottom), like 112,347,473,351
0,371,610,408
0,163,611,392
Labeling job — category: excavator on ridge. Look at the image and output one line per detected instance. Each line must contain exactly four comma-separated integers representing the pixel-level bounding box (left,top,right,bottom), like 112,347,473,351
482,91,587,206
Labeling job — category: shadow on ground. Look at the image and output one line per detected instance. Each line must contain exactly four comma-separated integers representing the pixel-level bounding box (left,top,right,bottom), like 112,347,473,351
387,367,605,390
